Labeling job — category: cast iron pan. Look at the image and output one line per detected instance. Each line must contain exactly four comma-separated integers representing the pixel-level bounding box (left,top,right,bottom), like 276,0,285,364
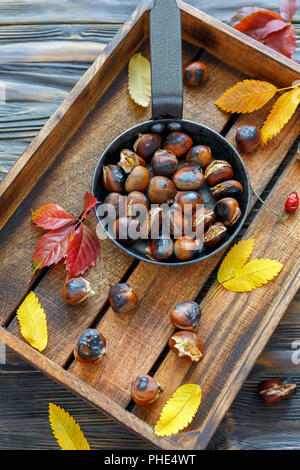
92,0,250,266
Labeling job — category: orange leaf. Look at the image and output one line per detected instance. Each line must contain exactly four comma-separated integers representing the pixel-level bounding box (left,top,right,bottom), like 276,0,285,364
215,79,277,113
261,86,300,145
234,10,283,33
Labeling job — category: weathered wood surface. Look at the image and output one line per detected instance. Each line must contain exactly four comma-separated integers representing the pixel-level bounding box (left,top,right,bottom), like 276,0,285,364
0,2,298,448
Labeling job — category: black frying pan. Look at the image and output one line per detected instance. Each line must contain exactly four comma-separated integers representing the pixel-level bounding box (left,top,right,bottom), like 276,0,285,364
92,0,250,266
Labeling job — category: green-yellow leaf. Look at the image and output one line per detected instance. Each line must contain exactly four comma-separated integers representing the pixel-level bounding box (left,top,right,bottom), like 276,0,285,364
222,259,283,292
154,384,201,437
128,53,151,107
49,403,91,450
17,291,48,352
218,239,255,284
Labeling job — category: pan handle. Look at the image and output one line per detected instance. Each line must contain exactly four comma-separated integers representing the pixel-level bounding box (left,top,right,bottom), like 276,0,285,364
150,0,183,120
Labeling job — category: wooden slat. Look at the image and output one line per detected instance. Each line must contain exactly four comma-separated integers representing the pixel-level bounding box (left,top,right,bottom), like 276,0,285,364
136,153,300,450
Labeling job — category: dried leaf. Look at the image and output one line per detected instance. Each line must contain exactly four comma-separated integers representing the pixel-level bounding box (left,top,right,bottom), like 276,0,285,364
65,224,101,280
218,239,255,284
82,192,98,220
154,384,201,437
234,10,283,34
49,403,90,450
249,19,289,41
261,86,300,144
229,7,265,27
128,53,151,107
17,291,48,352
263,23,296,58
222,259,283,292
33,224,75,272
32,204,77,230
215,79,277,113
280,0,298,22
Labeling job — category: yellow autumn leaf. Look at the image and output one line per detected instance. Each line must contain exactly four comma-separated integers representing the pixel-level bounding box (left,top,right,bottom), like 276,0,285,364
17,291,47,352
128,53,151,107
154,384,201,437
215,79,277,113
49,403,91,450
222,259,283,292
218,239,255,284
261,86,300,145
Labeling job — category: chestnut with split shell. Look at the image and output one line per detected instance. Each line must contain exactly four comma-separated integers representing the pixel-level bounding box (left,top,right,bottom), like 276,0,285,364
169,330,204,362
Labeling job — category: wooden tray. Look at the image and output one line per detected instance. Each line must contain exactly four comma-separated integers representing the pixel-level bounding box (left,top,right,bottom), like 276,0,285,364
0,0,299,450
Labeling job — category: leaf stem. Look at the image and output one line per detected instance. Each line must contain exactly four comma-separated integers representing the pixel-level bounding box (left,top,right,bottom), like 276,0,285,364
250,183,284,221
209,284,223,300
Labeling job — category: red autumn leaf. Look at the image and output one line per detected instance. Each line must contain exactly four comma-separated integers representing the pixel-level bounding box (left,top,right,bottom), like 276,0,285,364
229,7,267,26
263,23,296,57
65,223,100,279
82,192,98,220
32,204,77,230
33,224,75,271
234,10,284,34
280,0,298,22
250,19,289,41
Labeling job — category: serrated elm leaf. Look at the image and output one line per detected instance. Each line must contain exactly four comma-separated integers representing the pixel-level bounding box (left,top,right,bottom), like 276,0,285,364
32,204,77,230
82,192,98,220
33,224,75,271
65,224,100,279
280,0,298,22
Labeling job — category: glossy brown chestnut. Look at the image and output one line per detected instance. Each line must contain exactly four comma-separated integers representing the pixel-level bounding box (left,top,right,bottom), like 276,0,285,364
183,61,208,86
173,165,204,191
118,149,146,173
126,191,149,217
204,222,227,247
175,191,203,214
204,160,233,187
62,277,94,306
113,217,139,244
104,192,126,218
125,165,150,193
235,126,262,153
139,207,162,239
174,236,202,261
131,375,162,406
186,145,212,168
109,283,138,313
74,329,106,364
170,301,201,330
102,165,125,193
192,207,216,233
258,378,297,404
164,132,193,158
133,133,163,160
214,197,242,226
169,331,204,362
151,149,178,176
212,179,243,201
148,176,177,204
146,237,174,261
168,209,191,238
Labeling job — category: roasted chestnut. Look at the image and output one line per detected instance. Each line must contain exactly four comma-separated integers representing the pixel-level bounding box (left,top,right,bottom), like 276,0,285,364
183,61,208,86
104,192,126,218
109,283,138,313
235,126,262,153
165,132,193,158
186,145,212,168
211,179,243,201
258,378,297,404
150,122,165,134
204,222,227,247
173,165,204,191
62,277,95,306
113,217,139,243
131,375,162,406
124,165,150,193
168,121,182,132
192,207,215,233
151,149,178,176
103,165,126,193
148,176,177,204
126,191,149,217
204,160,234,186
175,191,203,214
168,209,191,238
146,237,174,261
118,149,145,173
214,197,242,226
139,207,162,239
170,301,201,330
174,236,202,261
169,330,204,362
74,329,106,364
133,133,163,160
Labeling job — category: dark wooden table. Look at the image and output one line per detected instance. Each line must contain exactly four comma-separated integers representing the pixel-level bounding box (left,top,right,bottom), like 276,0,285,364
0,0,299,450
